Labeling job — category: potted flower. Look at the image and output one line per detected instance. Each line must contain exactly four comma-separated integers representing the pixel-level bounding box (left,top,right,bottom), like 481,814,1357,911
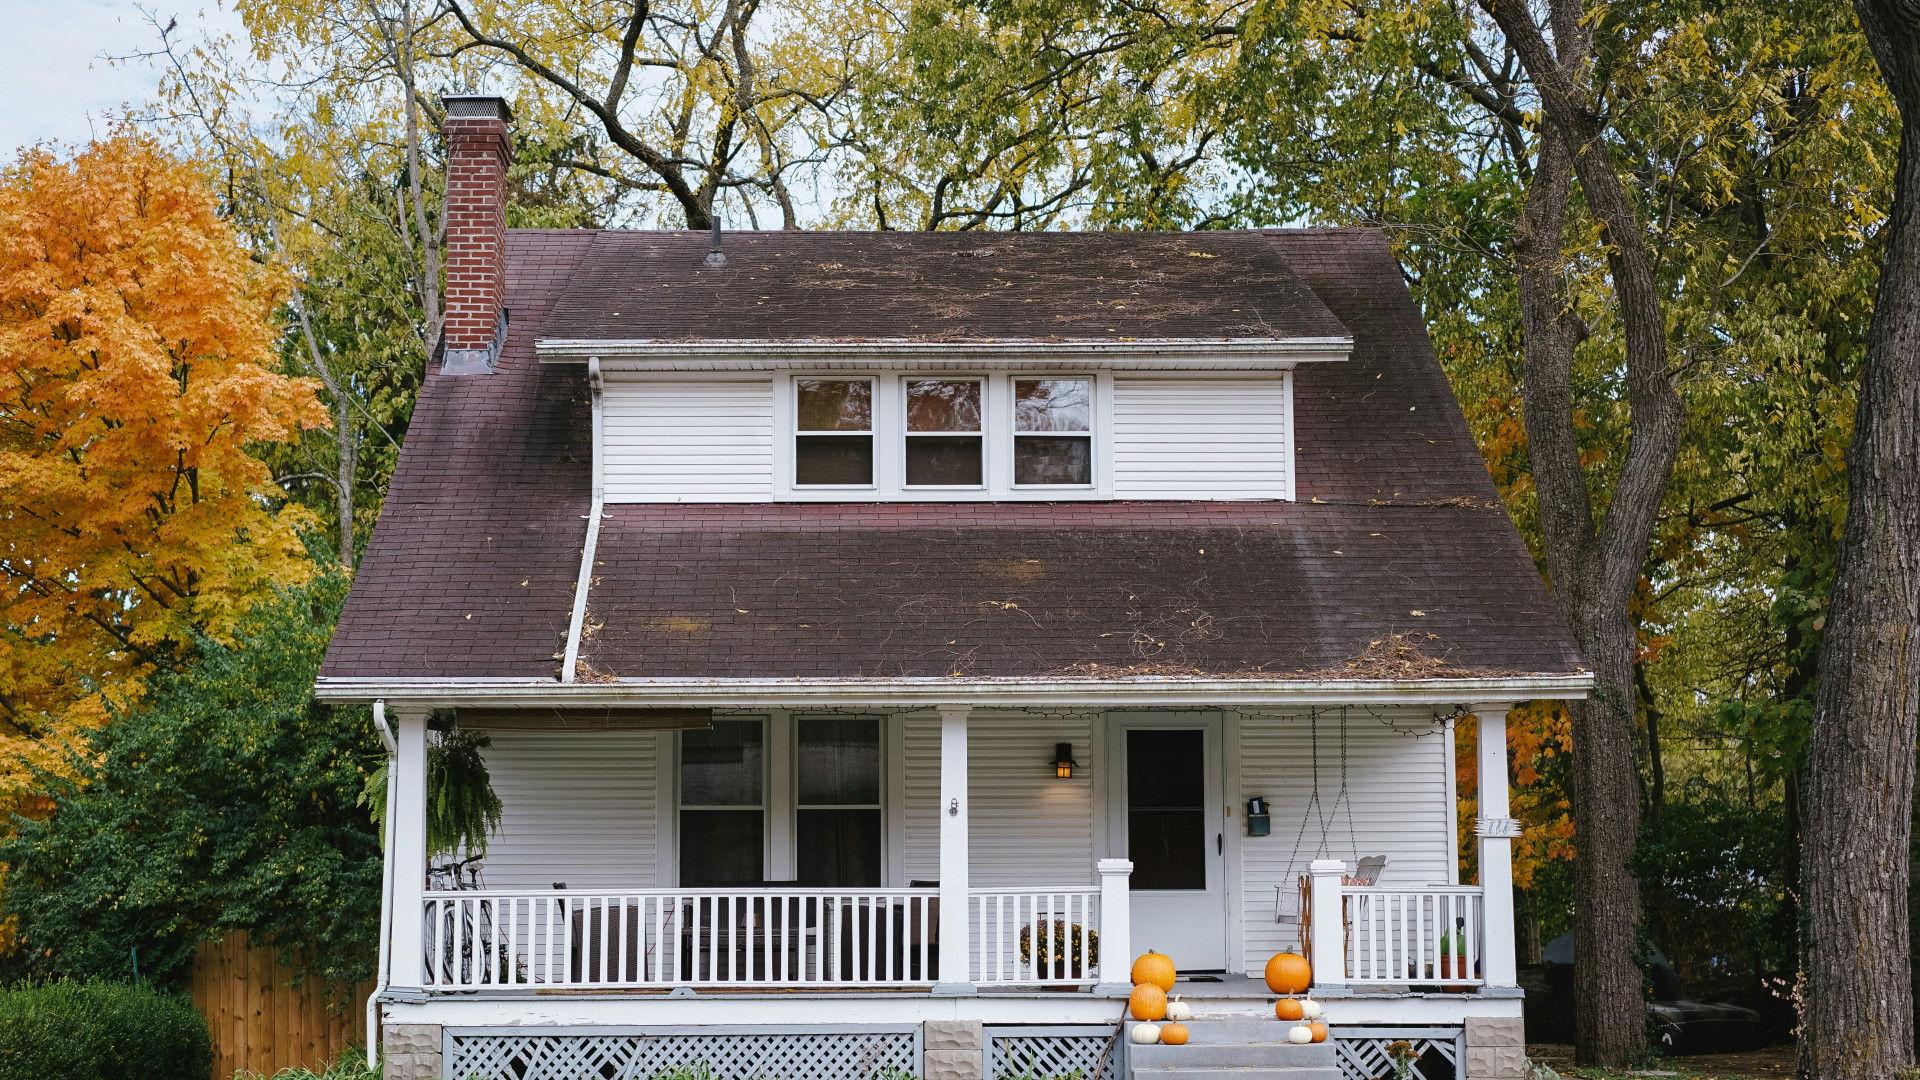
1019,919,1100,981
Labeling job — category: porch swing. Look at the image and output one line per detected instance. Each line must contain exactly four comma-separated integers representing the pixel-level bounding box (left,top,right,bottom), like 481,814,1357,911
1273,707,1387,952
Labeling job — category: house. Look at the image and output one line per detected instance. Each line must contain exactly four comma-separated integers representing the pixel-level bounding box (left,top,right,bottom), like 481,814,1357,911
316,95,1589,1080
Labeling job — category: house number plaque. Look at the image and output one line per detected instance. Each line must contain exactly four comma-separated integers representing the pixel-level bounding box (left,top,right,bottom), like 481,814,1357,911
1473,817,1523,838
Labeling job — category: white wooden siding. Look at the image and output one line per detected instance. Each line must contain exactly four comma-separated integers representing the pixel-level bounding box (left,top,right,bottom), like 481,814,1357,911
603,375,773,502
477,730,659,890
901,713,1096,887
1111,376,1290,499
1235,708,1453,970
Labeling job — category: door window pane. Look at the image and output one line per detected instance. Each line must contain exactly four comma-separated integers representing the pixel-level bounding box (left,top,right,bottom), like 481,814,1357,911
1127,730,1206,890
797,380,874,485
1015,379,1092,485
798,718,881,805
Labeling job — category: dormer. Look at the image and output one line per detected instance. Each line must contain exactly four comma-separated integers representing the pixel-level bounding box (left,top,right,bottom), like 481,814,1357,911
535,231,1351,503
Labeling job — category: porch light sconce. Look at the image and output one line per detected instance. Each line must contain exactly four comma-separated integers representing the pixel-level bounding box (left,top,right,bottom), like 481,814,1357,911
1052,742,1079,779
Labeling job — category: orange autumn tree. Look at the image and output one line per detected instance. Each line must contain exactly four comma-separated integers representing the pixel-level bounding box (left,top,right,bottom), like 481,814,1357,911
0,134,327,810
1456,702,1576,889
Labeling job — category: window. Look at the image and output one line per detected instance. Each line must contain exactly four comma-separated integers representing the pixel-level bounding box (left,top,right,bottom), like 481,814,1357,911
904,379,982,486
795,379,873,485
680,720,765,886
1126,729,1206,890
796,718,882,886
1014,378,1093,485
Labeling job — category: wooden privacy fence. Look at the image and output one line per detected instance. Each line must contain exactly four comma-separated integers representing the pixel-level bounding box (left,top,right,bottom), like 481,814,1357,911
189,931,373,1079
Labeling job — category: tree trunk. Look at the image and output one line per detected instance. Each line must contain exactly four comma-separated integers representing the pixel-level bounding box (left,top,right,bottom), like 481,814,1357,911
1509,118,1660,1066
334,391,357,569
1802,2,1920,1077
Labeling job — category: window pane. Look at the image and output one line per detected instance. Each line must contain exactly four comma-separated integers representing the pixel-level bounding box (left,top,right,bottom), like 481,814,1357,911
905,436,983,486
907,380,981,432
796,435,874,485
1014,435,1092,485
681,809,764,886
797,379,871,432
1128,730,1206,890
798,718,881,805
1014,379,1091,432
797,809,882,887
682,720,763,806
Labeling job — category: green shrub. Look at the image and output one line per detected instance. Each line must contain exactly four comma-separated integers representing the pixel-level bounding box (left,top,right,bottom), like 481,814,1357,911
0,980,211,1080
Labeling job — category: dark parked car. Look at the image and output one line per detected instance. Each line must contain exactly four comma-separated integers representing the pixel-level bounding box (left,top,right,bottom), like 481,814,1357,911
1541,933,1768,1053
1648,999,1768,1052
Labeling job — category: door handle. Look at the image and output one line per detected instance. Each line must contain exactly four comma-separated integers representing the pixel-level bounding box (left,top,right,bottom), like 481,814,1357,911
1217,833,1224,856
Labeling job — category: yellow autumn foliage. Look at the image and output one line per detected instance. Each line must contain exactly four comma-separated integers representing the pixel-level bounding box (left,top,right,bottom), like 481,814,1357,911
0,134,327,810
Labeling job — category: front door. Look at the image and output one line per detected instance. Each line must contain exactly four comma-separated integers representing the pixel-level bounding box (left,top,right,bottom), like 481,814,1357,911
1115,720,1227,970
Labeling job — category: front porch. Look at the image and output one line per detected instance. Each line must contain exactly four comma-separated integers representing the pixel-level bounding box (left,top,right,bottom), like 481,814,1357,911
364,689,1551,1079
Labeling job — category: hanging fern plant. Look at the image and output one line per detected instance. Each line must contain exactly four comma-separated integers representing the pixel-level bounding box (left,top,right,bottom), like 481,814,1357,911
362,720,504,858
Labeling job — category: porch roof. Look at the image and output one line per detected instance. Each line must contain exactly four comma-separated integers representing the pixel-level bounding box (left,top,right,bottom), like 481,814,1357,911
318,228,1585,688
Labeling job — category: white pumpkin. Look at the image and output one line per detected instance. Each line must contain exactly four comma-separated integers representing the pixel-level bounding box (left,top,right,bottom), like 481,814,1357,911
1166,999,1195,1022
1288,1025,1315,1045
1300,998,1323,1020
1131,1024,1163,1045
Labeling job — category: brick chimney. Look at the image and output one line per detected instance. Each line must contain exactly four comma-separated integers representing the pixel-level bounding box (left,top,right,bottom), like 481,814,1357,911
441,95,513,374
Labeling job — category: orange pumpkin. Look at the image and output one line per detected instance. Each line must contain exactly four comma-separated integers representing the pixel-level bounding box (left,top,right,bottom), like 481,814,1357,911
1129,982,1169,1021
1275,998,1305,1021
1159,1023,1190,1046
1309,1022,1328,1043
1132,951,1177,991
1264,953,1311,995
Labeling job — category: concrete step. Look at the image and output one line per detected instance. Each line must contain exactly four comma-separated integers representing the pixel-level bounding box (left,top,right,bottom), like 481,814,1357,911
1149,1020,1331,1046
1133,1043,1335,1068
1128,1060,1344,1068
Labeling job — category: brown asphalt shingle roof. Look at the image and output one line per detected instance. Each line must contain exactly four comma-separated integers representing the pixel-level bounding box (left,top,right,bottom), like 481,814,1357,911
319,227,1582,683
540,230,1351,343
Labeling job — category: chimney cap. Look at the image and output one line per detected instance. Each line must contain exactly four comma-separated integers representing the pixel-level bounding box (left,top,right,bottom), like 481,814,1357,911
443,94,514,122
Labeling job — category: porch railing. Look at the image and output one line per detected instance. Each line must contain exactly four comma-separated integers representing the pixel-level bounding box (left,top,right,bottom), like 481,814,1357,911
969,887,1102,987
422,888,937,990
1340,885,1484,986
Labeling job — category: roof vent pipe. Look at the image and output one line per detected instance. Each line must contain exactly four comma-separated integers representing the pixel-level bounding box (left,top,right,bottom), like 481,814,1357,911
705,214,726,266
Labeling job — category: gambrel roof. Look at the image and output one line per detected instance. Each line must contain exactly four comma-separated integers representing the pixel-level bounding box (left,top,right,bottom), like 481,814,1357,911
319,228,1584,684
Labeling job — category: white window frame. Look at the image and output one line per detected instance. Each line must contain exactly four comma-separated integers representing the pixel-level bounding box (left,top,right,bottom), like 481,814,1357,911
1009,374,1099,492
674,713,893,887
787,375,879,492
901,376,988,492
774,371,1114,501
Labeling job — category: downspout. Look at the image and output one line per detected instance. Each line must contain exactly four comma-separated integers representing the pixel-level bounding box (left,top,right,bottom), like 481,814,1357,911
368,701,399,1070
561,355,605,683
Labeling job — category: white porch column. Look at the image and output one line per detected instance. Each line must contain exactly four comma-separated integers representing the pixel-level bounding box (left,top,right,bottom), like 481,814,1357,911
387,707,431,991
1307,858,1347,989
1473,702,1519,988
934,704,975,995
1094,858,1134,995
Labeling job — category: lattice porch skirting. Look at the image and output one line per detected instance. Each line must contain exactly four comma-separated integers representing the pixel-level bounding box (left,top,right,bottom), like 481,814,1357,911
1331,1026,1464,1080
443,1025,921,1080
986,1025,1119,1080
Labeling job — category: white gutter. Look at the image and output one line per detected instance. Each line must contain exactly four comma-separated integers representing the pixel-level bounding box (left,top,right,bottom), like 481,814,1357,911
317,673,1594,710
367,701,399,1071
535,338,1353,367
559,355,605,683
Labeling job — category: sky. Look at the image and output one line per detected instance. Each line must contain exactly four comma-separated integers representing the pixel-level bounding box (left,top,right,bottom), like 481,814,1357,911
0,0,246,157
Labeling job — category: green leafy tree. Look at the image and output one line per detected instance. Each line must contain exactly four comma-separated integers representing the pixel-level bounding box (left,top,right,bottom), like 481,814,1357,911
0,567,383,989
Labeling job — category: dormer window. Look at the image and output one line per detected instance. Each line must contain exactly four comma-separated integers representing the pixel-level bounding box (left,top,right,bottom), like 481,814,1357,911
1014,379,1093,486
905,379,983,487
794,378,874,486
